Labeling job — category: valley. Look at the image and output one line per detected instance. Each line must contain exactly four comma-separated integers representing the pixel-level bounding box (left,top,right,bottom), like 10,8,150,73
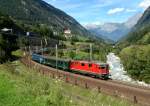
0,0,149,87
0,0,150,106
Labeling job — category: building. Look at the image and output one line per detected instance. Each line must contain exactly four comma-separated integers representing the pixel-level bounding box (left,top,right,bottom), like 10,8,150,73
64,28,71,34
63,28,72,39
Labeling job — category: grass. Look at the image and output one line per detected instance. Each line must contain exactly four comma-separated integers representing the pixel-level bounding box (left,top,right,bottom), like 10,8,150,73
0,61,72,106
0,61,137,106
12,50,24,57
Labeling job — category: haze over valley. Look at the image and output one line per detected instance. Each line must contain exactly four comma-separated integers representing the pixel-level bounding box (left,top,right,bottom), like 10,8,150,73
85,13,142,41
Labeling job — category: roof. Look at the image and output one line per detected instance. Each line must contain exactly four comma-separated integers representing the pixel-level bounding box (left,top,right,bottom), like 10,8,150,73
71,60,108,65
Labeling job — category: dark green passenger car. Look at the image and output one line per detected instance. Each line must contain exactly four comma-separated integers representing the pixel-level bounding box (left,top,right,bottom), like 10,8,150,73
44,57,70,70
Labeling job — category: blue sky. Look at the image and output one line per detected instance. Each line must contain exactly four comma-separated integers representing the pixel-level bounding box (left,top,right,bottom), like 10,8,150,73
43,0,150,25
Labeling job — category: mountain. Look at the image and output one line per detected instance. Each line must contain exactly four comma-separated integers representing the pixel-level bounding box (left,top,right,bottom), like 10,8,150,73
136,7,150,28
0,0,95,39
119,7,150,83
124,13,143,29
119,7,150,46
85,24,114,43
85,13,142,41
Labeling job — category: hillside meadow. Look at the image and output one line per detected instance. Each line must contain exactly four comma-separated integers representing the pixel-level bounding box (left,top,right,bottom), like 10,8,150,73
0,60,136,106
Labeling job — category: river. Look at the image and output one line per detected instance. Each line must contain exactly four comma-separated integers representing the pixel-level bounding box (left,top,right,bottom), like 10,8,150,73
107,53,150,87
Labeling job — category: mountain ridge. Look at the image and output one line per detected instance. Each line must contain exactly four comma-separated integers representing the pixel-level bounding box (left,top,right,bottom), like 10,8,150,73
85,13,142,41
119,6,150,46
0,0,96,39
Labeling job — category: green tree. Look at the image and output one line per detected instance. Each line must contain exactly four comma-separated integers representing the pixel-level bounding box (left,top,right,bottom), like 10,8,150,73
120,45,150,83
69,51,76,59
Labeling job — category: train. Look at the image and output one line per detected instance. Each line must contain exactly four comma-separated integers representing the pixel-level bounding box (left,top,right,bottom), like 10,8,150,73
31,53,110,79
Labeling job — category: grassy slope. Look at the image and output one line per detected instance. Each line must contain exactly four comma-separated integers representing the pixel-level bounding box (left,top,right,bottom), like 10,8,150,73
0,61,72,106
0,60,137,106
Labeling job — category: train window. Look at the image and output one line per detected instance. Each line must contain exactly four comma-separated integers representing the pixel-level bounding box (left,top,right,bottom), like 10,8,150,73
99,67,105,69
81,63,85,66
89,64,92,67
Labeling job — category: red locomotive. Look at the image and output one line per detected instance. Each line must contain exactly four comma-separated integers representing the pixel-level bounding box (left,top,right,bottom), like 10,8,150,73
70,60,109,79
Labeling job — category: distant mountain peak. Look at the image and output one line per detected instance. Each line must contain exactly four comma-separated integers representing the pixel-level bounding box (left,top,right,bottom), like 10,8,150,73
124,13,143,28
85,13,143,41
85,24,100,30
100,23,122,33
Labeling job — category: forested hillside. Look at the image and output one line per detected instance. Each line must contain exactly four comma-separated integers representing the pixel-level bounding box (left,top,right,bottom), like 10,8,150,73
0,11,109,64
119,6,150,83
120,45,150,83
0,0,94,39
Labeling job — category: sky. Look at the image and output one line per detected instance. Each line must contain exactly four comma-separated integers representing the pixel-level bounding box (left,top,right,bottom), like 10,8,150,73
43,0,150,25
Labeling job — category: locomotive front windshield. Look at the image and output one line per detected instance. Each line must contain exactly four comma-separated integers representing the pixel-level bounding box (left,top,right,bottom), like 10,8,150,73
99,65,106,69
99,64,109,70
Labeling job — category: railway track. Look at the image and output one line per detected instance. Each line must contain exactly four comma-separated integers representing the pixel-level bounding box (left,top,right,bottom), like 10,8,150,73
110,80,150,90
21,57,150,106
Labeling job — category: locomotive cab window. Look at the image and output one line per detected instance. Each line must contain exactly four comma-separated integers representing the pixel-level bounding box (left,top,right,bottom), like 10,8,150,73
99,65,106,69
100,67,105,69
81,63,85,66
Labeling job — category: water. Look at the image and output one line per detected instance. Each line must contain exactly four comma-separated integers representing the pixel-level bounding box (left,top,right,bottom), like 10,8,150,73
107,53,150,87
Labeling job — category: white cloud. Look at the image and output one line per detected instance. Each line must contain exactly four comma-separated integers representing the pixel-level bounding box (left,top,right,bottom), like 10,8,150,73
107,8,125,15
139,0,150,9
126,9,137,12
